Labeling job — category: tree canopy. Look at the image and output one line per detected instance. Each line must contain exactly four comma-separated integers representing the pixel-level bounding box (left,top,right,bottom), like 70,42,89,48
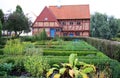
0,9,4,24
5,5,32,37
0,20,2,39
90,12,120,39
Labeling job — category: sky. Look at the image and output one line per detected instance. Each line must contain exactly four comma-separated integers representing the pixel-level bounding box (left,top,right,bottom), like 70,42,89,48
0,0,120,22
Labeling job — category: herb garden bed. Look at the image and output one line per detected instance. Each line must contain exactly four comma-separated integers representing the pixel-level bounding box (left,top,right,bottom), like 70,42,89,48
0,39,120,78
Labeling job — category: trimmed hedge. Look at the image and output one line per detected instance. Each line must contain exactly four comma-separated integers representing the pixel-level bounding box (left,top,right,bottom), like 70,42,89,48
43,50,98,56
43,50,109,58
83,37,120,62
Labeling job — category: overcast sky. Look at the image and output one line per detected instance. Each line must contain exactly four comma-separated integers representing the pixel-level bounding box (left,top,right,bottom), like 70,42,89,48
0,0,120,21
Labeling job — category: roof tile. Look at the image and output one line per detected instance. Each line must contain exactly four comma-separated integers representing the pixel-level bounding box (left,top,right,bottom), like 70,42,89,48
49,5,90,19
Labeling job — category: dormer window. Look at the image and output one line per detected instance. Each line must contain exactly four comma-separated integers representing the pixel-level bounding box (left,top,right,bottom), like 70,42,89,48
44,17,48,21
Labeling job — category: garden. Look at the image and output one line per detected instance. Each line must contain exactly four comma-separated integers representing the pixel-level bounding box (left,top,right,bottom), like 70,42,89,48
0,37,120,78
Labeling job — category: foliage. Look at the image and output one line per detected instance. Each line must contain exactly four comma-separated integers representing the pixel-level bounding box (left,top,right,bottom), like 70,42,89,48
90,12,120,39
36,40,97,51
46,54,96,78
111,37,120,42
3,39,33,55
0,63,13,76
59,36,85,41
20,36,35,42
0,39,120,77
0,9,4,24
84,37,120,62
24,56,50,77
69,53,77,67
5,5,32,37
110,60,120,78
34,28,48,41
43,50,98,56
0,20,2,40
116,33,120,38
24,47,43,56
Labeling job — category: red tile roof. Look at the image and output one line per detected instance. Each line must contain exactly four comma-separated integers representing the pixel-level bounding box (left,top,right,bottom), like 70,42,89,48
49,5,90,19
35,7,57,22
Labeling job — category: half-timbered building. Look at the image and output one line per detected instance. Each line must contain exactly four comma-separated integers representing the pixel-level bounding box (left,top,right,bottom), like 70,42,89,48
32,5,90,37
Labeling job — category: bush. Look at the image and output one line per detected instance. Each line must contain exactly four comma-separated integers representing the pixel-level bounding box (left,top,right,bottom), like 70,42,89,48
0,21,2,40
24,56,50,77
116,33,120,38
0,49,3,55
24,47,43,56
20,36,35,42
0,63,13,76
34,28,48,41
0,55,26,76
3,39,34,55
111,37,120,42
110,60,120,78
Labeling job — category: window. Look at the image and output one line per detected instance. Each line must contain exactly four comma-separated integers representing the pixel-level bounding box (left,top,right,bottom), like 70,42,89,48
77,22,81,25
70,22,73,25
63,33,67,36
61,22,66,25
75,32,80,36
56,28,61,32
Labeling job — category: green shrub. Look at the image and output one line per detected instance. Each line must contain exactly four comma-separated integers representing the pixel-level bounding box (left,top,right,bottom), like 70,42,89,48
4,39,24,55
3,39,34,55
0,21,2,40
34,28,48,41
20,36,35,42
0,63,13,76
111,37,120,42
24,56,50,77
24,47,43,56
0,55,26,76
110,60,120,78
0,49,3,55
116,33,120,38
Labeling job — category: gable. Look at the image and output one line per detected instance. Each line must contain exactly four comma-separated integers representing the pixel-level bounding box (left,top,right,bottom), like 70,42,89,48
49,5,90,19
35,7,57,22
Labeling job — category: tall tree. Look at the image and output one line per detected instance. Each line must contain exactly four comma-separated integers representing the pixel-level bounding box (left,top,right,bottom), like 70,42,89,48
0,20,2,39
6,5,31,37
90,12,110,39
90,12,119,39
0,9,4,24
108,16,119,38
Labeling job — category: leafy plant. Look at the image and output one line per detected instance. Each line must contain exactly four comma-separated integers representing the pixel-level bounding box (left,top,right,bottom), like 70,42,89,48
0,20,2,40
46,53,96,78
24,56,50,77
34,28,48,41
3,39,34,55
0,63,13,76
24,47,43,56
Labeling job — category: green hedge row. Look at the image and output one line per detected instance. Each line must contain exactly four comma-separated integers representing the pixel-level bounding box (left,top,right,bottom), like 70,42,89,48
43,50,98,56
83,37,120,62
44,56,110,65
